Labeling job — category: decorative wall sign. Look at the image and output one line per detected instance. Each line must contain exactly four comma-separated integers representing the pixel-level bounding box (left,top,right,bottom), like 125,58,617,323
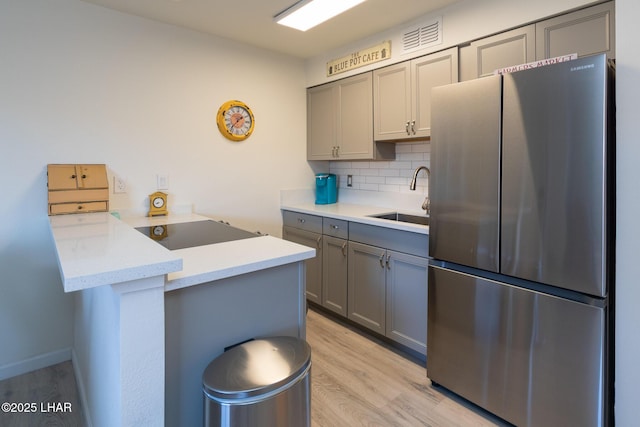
493,53,578,75
327,41,391,77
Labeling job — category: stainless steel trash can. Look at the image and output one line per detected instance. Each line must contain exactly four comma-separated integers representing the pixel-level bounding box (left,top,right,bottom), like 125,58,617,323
203,336,311,427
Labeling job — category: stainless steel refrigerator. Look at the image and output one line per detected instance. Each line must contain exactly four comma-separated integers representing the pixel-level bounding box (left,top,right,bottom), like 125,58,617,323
427,54,614,427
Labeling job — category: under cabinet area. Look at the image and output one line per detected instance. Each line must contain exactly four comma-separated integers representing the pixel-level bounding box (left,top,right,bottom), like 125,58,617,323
282,209,429,357
373,47,458,141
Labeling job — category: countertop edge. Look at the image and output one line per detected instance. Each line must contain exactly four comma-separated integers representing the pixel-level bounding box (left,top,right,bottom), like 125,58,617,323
280,203,429,235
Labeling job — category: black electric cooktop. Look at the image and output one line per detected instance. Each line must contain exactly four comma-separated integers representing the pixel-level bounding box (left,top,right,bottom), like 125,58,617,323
135,220,258,250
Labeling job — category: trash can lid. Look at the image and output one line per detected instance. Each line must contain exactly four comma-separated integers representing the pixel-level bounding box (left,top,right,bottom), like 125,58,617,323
203,336,311,399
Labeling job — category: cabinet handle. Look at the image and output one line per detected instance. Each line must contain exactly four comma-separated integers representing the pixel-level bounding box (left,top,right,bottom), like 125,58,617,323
82,174,87,179
386,254,391,269
379,253,385,268
341,242,347,257
331,224,339,230
316,236,322,248
298,218,306,224
71,174,76,179
405,121,410,135
77,205,83,210
335,146,339,157
411,120,416,135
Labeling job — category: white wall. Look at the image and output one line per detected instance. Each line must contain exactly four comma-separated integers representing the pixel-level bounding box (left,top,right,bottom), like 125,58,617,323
0,0,314,374
613,0,640,425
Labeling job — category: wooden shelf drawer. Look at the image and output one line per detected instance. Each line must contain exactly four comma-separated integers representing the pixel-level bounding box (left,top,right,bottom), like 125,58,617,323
49,201,109,215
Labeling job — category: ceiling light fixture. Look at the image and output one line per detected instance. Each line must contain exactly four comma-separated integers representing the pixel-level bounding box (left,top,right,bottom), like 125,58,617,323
274,0,368,32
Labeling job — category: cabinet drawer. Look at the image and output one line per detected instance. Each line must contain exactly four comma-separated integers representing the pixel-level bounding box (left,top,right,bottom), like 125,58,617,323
323,218,348,239
48,188,109,204
49,201,108,215
282,210,323,233
349,222,428,258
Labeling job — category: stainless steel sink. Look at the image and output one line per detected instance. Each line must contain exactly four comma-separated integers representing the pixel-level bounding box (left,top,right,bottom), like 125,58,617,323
369,212,430,226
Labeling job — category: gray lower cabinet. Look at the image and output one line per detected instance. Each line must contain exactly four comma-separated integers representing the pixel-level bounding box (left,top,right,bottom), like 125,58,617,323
348,241,428,354
283,226,322,304
386,250,428,354
283,210,429,356
322,235,348,316
348,241,387,334
282,211,323,304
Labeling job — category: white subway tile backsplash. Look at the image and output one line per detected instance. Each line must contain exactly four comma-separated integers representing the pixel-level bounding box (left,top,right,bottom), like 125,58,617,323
331,141,431,194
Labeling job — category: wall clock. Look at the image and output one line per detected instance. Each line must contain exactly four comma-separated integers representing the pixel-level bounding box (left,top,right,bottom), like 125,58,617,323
216,100,255,141
148,191,168,217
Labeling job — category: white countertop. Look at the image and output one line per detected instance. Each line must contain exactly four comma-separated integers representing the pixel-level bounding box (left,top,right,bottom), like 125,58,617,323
280,202,429,235
50,212,316,293
49,212,182,292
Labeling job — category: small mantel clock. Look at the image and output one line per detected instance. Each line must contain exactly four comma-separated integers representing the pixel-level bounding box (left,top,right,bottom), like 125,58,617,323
148,191,168,217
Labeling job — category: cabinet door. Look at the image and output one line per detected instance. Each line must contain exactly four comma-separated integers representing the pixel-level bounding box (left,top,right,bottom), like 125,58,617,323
47,165,80,190
411,46,459,138
348,241,386,334
77,164,108,189
322,236,348,316
307,83,336,160
460,25,535,81
337,72,374,159
536,1,615,60
373,62,412,141
283,226,322,304
385,250,428,355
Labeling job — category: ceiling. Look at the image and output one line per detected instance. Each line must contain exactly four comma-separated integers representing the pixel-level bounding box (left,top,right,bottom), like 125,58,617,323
79,0,460,59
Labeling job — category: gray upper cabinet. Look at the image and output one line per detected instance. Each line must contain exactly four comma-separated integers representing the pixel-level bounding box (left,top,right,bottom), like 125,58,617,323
459,25,535,81
306,83,335,160
536,1,615,60
307,72,394,161
373,47,458,141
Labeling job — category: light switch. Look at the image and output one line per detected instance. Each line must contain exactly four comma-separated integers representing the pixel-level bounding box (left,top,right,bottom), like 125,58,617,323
157,174,169,190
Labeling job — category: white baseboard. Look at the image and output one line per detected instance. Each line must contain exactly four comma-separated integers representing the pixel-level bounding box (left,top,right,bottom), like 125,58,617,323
71,349,93,427
0,348,72,381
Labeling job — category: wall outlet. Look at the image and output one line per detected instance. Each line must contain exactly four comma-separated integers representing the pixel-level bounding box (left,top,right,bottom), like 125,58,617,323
114,176,127,193
347,175,353,187
157,174,169,190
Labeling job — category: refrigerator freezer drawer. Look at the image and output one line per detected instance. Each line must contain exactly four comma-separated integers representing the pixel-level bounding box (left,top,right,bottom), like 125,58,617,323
427,265,606,427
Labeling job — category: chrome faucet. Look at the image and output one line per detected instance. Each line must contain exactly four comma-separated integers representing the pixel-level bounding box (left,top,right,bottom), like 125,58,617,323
410,166,430,214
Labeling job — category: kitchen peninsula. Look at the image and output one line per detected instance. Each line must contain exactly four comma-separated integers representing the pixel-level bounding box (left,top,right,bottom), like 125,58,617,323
48,212,314,427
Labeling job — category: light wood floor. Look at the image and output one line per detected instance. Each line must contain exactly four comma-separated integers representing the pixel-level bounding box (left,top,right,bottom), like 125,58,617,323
0,310,507,427
0,360,84,427
307,307,509,427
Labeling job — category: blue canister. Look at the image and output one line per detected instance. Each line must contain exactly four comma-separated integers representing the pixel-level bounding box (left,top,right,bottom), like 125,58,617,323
315,173,337,204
